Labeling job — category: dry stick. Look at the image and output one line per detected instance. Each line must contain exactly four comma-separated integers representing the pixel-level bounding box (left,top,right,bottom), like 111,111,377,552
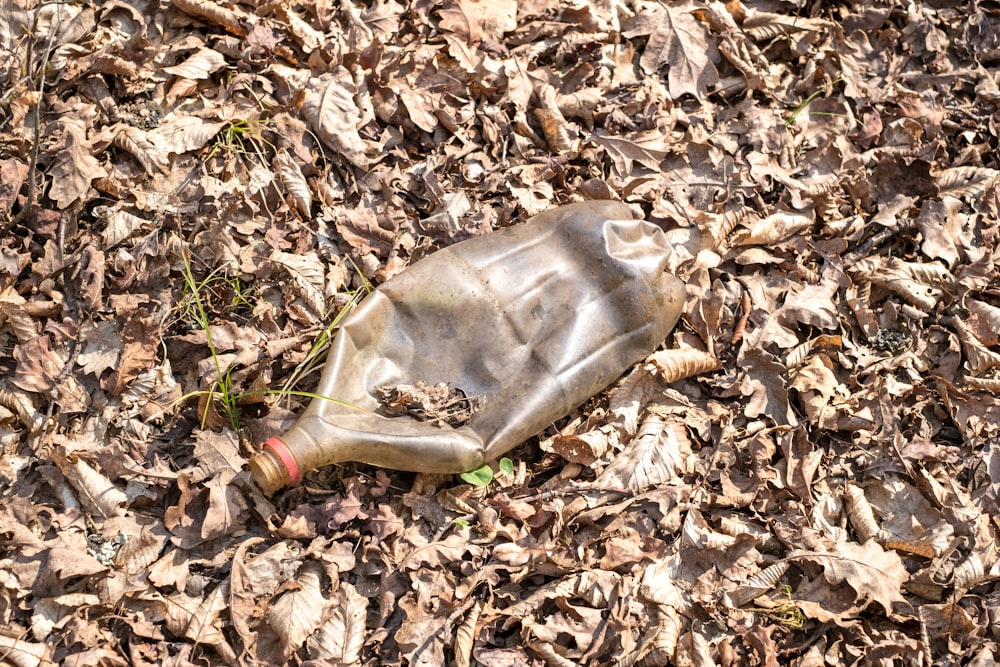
10,2,61,227
511,484,633,505
842,220,916,267
45,214,81,424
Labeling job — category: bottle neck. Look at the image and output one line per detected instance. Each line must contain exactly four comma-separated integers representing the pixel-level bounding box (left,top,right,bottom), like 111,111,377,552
248,438,295,495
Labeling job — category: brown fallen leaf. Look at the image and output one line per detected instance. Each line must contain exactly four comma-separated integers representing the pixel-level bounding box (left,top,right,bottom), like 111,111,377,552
306,581,368,663
162,585,237,662
45,117,108,209
596,414,691,492
625,4,720,100
265,560,328,658
301,68,372,168
791,540,909,616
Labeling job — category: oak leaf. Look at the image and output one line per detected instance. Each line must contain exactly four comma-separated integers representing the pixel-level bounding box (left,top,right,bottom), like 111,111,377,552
791,540,909,616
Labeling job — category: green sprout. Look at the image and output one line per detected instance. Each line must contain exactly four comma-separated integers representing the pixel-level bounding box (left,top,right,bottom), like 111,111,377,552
460,457,514,486
785,78,844,127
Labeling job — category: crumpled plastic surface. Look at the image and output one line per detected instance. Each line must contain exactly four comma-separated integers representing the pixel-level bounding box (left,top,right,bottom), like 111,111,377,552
250,200,685,493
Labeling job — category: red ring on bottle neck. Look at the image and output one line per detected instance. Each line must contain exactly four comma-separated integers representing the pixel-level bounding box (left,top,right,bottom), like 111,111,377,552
263,437,301,484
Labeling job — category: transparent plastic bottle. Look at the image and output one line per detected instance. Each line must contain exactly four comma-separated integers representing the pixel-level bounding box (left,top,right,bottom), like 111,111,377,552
249,201,685,494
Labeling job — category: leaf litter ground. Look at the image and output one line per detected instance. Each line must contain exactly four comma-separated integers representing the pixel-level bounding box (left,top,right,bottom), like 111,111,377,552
2,0,1000,665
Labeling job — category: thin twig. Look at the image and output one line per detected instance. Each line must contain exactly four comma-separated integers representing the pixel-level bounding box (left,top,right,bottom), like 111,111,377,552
11,2,63,227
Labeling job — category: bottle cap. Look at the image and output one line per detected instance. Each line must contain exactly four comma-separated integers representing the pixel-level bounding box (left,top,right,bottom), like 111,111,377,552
248,437,298,495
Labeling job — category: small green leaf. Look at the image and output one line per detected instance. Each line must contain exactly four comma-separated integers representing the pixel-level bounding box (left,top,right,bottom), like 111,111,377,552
453,518,470,527
460,464,493,486
499,457,514,475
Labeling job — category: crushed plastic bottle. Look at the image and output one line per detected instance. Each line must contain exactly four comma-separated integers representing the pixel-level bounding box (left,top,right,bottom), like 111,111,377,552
249,201,685,495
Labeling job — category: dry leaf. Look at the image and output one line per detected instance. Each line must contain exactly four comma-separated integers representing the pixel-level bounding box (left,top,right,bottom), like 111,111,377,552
146,114,227,156
113,125,168,175
438,0,517,43
267,561,327,657
58,454,129,519
0,285,37,342
162,585,237,662
306,581,368,664
627,4,720,99
45,117,107,209
452,600,482,667
273,150,312,217
732,210,814,246
0,633,51,667
162,46,227,79
646,347,721,383
302,69,371,168
597,414,691,492
270,250,327,324
792,541,909,615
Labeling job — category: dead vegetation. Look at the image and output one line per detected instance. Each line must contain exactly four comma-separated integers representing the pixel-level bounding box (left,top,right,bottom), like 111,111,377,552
1,0,999,665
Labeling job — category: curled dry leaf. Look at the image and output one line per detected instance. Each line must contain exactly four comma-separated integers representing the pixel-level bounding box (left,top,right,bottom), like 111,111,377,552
964,375,1000,393
146,115,227,156
785,334,842,370
743,11,829,42
934,165,1000,200
0,285,37,342
647,603,684,664
163,585,236,662
171,0,252,36
281,7,326,53
540,427,613,466
113,125,168,175
528,641,576,667
640,556,688,608
113,528,168,575
0,383,42,434
842,483,882,543
267,561,327,657
951,316,1000,375
596,414,691,492
56,452,129,519
717,515,781,553
302,68,371,168
307,581,368,664
680,508,737,550
273,150,312,217
951,552,990,595
534,83,577,155
555,88,603,120
270,250,327,324
646,347,721,383
452,600,482,667
31,593,101,641
966,299,1000,346
162,46,227,79
726,561,791,607
855,257,949,312
502,570,621,621
731,210,813,246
